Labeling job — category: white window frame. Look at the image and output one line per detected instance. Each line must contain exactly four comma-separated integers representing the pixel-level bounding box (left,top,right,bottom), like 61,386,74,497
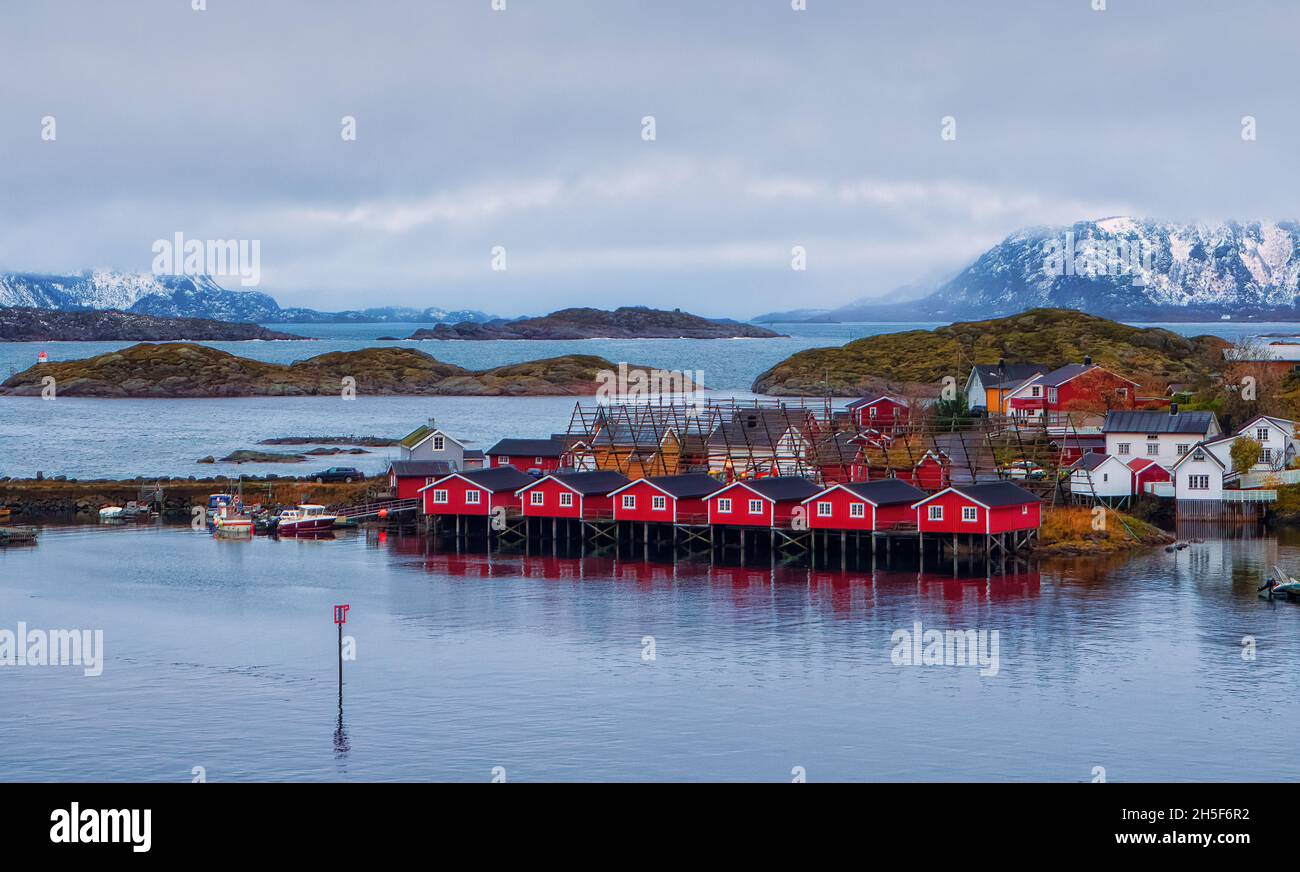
961,506,977,523
530,491,544,506
717,498,732,513
652,495,667,511
849,502,865,518
432,435,445,451
1146,443,1159,456
1117,443,1130,456
464,490,481,505
748,499,764,515
928,505,943,521
559,492,573,507
621,494,636,510
817,501,833,517
432,489,448,504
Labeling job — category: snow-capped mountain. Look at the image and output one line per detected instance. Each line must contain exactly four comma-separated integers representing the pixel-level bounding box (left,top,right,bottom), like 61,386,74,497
0,270,496,324
922,218,1300,320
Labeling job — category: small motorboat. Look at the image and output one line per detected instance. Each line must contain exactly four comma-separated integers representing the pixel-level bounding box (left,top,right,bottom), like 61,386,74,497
1260,566,1300,600
275,504,337,535
120,500,155,520
213,509,254,536
98,505,124,521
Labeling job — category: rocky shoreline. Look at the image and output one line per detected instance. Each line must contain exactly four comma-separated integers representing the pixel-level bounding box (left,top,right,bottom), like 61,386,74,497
0,306,306,341
408,306,784,340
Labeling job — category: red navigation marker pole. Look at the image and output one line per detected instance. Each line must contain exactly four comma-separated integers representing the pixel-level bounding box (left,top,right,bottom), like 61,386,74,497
334,604,350,694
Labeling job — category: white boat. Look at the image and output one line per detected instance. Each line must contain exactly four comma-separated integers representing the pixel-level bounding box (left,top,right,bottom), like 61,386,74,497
98,506,124,521
275,504,337,535
213,510,254,536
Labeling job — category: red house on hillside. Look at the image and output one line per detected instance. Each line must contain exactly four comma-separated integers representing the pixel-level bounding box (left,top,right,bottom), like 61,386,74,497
609,474,722,525
419,467,536,517
1127,457,1172,494
706,476,823,528
485,437,566,474
1005,360,1139,421
388,460,452,500
515,470,630,520
803,479,927,532
846,393,910,432
912,482,1041,534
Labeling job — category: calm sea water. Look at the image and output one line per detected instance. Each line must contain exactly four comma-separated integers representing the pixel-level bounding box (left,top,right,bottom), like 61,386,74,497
1,523,1296,782
0,320,1292,480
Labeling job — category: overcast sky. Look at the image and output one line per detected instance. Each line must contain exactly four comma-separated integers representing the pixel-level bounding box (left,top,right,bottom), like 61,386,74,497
2,0,1297,316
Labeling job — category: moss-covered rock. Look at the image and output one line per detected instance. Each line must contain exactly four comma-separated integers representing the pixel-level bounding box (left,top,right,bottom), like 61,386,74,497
751,308,1228,396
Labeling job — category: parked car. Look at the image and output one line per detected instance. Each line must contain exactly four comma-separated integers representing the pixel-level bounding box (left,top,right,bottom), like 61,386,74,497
311,467,362,483
1001,460,1046,480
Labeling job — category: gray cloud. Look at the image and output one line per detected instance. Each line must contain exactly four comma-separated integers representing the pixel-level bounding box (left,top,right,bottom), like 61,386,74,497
2,0,1296,315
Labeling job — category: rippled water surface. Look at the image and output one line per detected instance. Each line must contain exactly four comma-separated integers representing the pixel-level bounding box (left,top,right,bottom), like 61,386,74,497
1,524,1297,782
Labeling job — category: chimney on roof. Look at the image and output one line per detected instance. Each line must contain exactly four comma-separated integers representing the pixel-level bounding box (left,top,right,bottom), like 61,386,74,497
1170,403,1179,416
1083,355,1092,366
427,417,436,427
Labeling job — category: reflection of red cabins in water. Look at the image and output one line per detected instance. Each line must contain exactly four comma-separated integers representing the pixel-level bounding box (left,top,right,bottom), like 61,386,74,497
515,470,630,520
917,570,1041,602
708,564,776,591
912,483,1041,534
803,479,927,531
706,477,823,527
420,467,535,516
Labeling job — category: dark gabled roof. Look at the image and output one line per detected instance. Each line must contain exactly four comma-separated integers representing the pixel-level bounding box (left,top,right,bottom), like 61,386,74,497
463,449,484,459
808,432,860,465
485,437,565,457
707,407,813,449
723,476,823,502
1103,410,1219,435
389,461,452,478
972,363,1049,388
836,479,927,506
917,482,1038,508
633,473,723,499
1033,363,1096,387
845,393,906,410
454,466,538,492
536,470,631,495
1070,452,1118,472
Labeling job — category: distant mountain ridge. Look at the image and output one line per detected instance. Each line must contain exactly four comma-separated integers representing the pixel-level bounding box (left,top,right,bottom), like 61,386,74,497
757,219,1300,322
0,270,496,324
408,307,785,340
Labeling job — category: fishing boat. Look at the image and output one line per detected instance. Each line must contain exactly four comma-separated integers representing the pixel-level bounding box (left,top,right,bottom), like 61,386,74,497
213,509,254,536
274,504,337,535
1260,566,1300,600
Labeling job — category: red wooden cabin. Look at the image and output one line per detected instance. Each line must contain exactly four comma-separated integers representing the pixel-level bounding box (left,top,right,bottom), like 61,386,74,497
1127,458,1172,495
388,460,452,500
845,393,910,432
909,450,950,491
803,479,927,532
912,482,1040,534
515,470,630,520
706,476,823,528
609,474,722,525
485,437,566,474
419,467,536,516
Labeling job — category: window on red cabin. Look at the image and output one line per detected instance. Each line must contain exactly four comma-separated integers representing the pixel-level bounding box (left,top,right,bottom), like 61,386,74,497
535,457,544,464
717,498,732,513
748,499,764,514
432,489,448,504
928,505,943,521
961,506,977,522
652,495,667,510
817,501,832,517
559,493,573,507
465,490,481,504
425,477,438,485
530,491,544,506
1021,505,1029,515
869,406,878,417
622,495,636,510
849,503,865,518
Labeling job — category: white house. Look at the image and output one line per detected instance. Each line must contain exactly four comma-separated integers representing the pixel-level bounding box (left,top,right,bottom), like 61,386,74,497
398,419,484,470
1102,408,1221,468
1171,441,1229,501
1067,453,1133,499
1235,415,1298,471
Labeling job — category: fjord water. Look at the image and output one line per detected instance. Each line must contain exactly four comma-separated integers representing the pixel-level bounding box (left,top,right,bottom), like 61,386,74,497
1,523,1298,782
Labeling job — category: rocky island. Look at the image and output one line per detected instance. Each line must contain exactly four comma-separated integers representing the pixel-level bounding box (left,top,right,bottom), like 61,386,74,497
0,306,306,341
751,308,1228,396
0,342,668,398
407,306,785,340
